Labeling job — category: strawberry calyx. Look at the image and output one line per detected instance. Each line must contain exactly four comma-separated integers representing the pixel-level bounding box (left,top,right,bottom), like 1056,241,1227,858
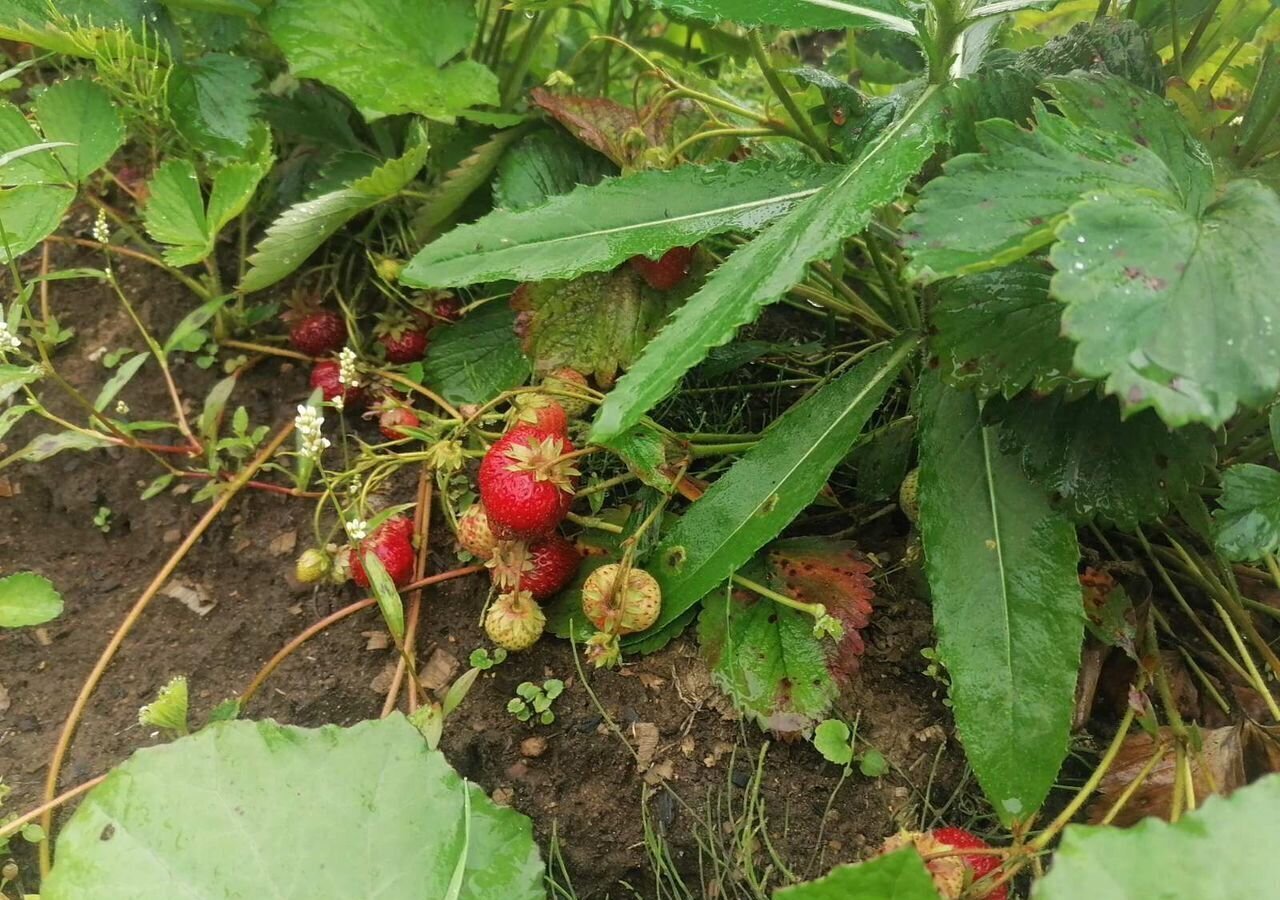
502,432,580,492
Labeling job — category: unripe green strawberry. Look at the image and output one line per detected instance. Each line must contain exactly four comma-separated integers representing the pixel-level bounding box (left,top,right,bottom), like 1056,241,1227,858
542,368,592,418
484,590,546,651
900,467,920,526
458,503,497,560
582,563,661,636
295,548,330,583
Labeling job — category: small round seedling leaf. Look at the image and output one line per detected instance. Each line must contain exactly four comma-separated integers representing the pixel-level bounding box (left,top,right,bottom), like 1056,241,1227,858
813,720,854,766
42,716,543,900
858,749,889,777
0,572,63,628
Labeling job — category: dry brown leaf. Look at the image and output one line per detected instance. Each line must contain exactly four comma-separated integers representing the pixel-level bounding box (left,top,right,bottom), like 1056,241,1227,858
643,759,675,786
632,722,660,772
0,680,10,713
269,530,297,557
362,631,391,651
161,579,215,616
419,648,459,692
369,662,398,694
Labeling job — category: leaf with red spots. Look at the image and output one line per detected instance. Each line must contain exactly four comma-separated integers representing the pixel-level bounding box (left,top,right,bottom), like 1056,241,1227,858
697,538,876,737
530,88,677,168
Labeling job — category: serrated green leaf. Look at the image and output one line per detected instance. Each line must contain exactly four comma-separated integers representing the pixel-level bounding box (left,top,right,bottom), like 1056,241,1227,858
640,336,916,636
410,126,528,237
137,676,189,734
649,0,915,33
168,53,263,161
143,156,271,266
41,716,544,899
1052,179,1280,428
1013,19,1162,94
609,424,678,490
403,157,840,288
1032,775,1280,900
775,848,940,900
240,134,426,292
0,100,66,185
493,129,615,212
590,88,944,444
514,269,682,386
917,374,1082,825
160,0,261,18
263,0,496,121
988,391,1215,529
930,261,1078,399
0,183,74,262
1211,464,1280,561
0,571,63,627
904,102,1178,281
33,78,125,183
0,0,156,56
417,302,529,405
94,351,150,411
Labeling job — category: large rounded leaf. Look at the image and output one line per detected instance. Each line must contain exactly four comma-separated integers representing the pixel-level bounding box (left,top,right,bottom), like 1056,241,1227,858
43,715,544,899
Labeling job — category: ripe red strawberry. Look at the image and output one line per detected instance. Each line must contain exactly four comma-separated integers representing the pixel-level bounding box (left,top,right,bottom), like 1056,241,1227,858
379,406,420,440
288,310,347,356
629,246,694,290
508,393,568,435
479,426,579,540
350,516,416,589
431,293,462,323
488,534,581,600
310,359,367,409
877,828,1005,900
378,323,429,364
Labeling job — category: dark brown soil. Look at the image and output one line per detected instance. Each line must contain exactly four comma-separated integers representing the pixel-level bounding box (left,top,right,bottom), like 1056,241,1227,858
0,246,965,898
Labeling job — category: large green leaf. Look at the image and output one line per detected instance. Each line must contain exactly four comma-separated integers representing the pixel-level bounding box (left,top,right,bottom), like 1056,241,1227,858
168,53,263,162
1032,775,1280,900
143,153,272,266
650,0,915,32
0,571,63,627
402,158,839,288
416,302,530,405
512,268,684,385
0,183,74,263
263,0,496,121
917,374,1083,825
774,848,940,900
240,134,427,292
988,391,1215,530
0,100,65,185
42,716,543,899
1211,464,1280,561
640,336,916,637
903,102,1178,281
930,260,1078,399
590,87,944,444
1052,179,1280,428
33,78,126,183
493,129,615,212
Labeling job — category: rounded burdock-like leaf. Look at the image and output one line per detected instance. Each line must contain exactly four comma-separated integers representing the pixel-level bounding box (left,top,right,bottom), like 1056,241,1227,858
43,716,544,900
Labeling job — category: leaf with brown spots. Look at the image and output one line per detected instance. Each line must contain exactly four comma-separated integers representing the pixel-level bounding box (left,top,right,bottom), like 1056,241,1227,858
530,88,678,168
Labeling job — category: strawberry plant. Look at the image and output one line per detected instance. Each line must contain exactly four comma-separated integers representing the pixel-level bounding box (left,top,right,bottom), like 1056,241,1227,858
0,0,1278,895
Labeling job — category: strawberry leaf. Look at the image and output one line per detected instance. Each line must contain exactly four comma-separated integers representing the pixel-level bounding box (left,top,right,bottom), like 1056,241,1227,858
988,391,1215,530
493,130,615,212
529,88,677,168
168,53,264,163
918,373,1083,825
263,0,495,121
512,268,683,387
648,0,915,33
776,849,938,900
1211,464,1280,562
33,78,126,183
1033,775,1280,900
415,302,529,405
0,572,63,628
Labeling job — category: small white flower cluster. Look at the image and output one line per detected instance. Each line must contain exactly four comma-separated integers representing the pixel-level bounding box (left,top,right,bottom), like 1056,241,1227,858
345,517,369,543
295,403,330,460
115,400,129,415
338,346,360,388
0,321,19,354
92,208,111,244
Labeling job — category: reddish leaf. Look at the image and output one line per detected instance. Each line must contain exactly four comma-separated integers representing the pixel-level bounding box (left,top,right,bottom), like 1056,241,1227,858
530,88,678,168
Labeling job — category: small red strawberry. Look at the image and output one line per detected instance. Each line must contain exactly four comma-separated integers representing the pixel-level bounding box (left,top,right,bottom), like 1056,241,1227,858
457,503,498,560
508,393,568,435
378,406,420,440
629,246,694,290
350,516,416,589
431,293,462,323
288,309,347,356
487,534,581,600
479,426,580,540
310,359,367,409
377,319,430,364
876,828,1006,900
